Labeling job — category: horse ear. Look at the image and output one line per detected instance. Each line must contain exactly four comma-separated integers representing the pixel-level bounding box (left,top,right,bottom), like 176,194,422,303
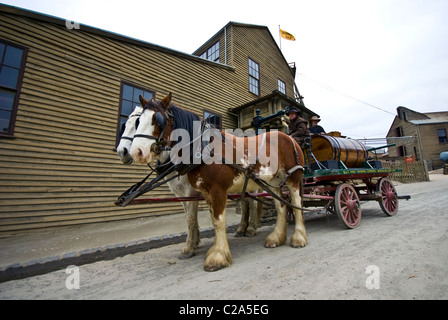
139,95,148,107
161,92,172,109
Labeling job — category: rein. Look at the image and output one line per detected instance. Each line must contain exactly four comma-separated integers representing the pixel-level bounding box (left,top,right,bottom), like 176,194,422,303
224,135,313,212
115,161,200,207
117,106,311,211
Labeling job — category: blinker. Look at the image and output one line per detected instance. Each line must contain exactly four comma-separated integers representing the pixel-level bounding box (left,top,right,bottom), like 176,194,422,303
155,112,166,129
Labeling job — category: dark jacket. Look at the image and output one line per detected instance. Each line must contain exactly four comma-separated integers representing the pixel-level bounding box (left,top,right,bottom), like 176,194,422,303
309,124,325,135
288,116,309,148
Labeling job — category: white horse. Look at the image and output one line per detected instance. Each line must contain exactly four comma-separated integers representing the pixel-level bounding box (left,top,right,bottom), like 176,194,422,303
116,100,261,259
117,104,200,259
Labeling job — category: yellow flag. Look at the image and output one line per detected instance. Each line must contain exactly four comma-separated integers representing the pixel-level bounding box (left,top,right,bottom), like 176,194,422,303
280,29,296,41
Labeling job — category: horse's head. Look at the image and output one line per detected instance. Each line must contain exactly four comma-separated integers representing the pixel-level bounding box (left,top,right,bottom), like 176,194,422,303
130,93,173,164
116,105,144,164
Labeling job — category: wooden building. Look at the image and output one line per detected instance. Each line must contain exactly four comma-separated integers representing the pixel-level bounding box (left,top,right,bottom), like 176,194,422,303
386,106,448,170
0,4,316,232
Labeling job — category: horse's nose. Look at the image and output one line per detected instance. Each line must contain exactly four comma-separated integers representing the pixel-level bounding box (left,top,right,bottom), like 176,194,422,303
130,144,150,164
137,148,143,159
122,148,129,156
132,148,146,163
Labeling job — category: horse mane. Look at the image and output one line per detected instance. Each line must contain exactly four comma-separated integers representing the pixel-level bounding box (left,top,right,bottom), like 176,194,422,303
169,105,201,138
168,105,204,161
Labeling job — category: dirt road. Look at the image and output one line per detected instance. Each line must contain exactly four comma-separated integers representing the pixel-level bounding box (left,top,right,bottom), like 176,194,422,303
1,174,447,300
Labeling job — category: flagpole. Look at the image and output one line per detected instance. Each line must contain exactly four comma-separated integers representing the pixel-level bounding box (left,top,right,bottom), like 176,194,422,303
279,25,282,51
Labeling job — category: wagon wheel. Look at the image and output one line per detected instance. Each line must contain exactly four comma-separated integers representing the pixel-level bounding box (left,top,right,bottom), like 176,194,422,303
376,178,399,216
335,183,361,229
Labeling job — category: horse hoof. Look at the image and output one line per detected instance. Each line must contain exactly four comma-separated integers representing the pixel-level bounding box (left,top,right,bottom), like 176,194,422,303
290,241,307,248
264,233,286,248
290,234,307,248
177,250,194,260
264,241,279,248
204,259,231,271
204,249,231,271
178,252,194,260
204,264,227,272
245,227,257,237
265,239,284,248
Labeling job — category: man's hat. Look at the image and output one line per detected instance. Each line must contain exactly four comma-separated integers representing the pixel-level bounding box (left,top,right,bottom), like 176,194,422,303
286,107,299,115
311,116,321,122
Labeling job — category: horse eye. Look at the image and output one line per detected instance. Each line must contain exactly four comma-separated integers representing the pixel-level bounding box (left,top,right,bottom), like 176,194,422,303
135,118,140,129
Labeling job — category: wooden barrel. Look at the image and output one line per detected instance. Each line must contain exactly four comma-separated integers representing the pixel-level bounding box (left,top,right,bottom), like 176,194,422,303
306,135,368,168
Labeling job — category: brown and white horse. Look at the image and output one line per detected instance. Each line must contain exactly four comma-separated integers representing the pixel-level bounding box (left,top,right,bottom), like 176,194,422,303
116,100,261,258
116,104,200,259
130,93,307,271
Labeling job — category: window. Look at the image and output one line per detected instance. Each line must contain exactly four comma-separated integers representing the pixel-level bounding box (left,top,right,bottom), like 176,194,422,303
394,126,403,137
248,58,260,96
117,82,154,143
396,146,406,157
437,129,447,144
199,41,220,62
278,79,286,94
0,40,28,137
204,110,222,130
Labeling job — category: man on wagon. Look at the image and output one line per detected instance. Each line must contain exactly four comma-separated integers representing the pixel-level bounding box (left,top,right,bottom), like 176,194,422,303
286,107,309,149
309,116,326,135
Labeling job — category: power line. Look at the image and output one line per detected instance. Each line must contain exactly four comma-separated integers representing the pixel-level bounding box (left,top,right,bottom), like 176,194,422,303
296,72,396,116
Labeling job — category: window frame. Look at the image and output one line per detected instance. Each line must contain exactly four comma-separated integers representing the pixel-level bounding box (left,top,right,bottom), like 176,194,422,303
437,128,447,144
248,57,260,96
0,39,28,138
203,109,222,130
278,78,286,95
199,41,220,63
116,81,155,146
396,145,406,157
394,126,403,137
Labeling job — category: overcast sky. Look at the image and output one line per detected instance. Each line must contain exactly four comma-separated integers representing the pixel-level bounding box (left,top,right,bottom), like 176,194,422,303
3,0,448,141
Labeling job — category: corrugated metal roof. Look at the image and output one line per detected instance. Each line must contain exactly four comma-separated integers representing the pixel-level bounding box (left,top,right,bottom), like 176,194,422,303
410,119,447,125
408,111,448,125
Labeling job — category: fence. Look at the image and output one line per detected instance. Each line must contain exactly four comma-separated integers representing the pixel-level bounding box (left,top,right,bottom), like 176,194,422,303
382,160,429,183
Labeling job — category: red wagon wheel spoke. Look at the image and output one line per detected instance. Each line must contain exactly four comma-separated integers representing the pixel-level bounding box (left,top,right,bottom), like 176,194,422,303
335,183,361,229
377,178,398,216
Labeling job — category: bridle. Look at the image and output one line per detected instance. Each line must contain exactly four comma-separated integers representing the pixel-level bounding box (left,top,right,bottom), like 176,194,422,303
133,108,173,154
120,113,142,142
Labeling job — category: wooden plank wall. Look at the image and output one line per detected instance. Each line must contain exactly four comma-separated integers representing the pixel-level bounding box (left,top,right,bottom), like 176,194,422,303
418,123,448,169
0,14,298,233
0,13,240,232
232,26,295,99
387,117,448,169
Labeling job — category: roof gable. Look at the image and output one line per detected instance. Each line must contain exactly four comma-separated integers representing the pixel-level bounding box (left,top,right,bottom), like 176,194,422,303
409,111,448,125
396,106,448,124
193,21,290,70
387,107,448,136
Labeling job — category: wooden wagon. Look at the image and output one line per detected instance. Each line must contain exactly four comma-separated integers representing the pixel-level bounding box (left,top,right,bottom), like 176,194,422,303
298,134,410,228
116,133,410,229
